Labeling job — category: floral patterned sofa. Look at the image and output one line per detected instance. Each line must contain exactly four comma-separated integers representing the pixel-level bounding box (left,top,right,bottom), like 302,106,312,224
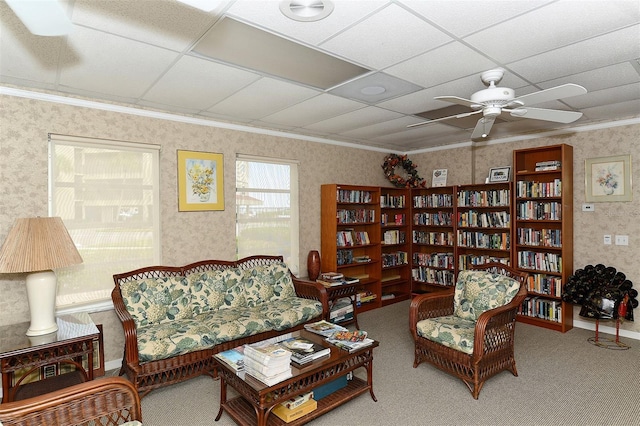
112,255,327,397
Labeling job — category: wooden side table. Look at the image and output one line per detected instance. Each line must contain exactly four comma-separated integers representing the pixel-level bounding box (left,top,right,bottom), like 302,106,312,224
324,282,360,329
0,313,100,402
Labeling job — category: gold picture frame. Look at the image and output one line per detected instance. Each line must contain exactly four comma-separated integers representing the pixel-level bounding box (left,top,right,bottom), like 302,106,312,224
177,150,224,211
585,155,632,202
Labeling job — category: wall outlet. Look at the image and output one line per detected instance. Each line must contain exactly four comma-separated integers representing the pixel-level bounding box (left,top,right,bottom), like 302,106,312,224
615,235,629,246
582,203,595,212
604,235,612,245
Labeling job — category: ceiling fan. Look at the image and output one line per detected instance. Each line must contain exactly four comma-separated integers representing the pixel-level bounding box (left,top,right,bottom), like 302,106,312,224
408,68,587,140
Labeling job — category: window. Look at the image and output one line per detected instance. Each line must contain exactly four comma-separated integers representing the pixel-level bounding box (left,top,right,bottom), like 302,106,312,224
236,155,299,273
49,134,160,309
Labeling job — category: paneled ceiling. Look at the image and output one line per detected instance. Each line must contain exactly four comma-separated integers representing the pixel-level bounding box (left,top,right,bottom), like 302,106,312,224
1,0,639,152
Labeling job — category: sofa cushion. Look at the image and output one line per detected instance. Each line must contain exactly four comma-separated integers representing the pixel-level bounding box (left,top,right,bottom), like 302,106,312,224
256,297,324,331
120,276,192,327
242,262,296,307
453,270,521,321
136,319,215,362
188,268,246,314
416,315,476,355
198,307,271,345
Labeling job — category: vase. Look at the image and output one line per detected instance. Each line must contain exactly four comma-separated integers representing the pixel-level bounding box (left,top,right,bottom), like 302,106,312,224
307,250,321,281
199,192,210,202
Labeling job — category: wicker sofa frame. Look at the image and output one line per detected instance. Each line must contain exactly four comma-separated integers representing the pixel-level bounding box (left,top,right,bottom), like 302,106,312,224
112,255,328,398
409,262,529,399
0,377,141,426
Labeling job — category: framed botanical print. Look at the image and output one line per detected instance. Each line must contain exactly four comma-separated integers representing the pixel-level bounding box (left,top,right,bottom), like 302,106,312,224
177,150,224,211
585,155,632,202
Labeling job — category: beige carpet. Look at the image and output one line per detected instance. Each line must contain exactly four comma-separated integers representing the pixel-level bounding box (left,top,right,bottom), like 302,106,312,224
136,300,640,425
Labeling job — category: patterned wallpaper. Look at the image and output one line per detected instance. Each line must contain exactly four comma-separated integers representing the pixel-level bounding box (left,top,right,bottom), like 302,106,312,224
0,93,638,365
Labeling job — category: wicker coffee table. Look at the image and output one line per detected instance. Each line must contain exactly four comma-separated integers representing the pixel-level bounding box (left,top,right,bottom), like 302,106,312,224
214,330,378,426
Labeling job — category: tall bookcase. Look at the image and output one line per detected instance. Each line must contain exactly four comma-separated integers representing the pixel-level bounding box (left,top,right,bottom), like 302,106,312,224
380,187,411,305
410,186,456,294
321,184,381,313
456,183,513,271
513,144,573,332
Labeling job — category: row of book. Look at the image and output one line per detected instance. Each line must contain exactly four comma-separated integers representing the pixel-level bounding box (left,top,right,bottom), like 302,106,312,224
381,213,406,226
413,252,454,268
337,208,375,224
517,228,562,247
412,193,454,208
412,230,454,245
458,255,509,270
336,249,353,266
380,194,406,208
515,179,562,198
526,274,563,297
382,229,405,245
411,266,455,286
535,160,561,171
382,251,409,267
457,189,510,207
336,230,370,247
519,297,563,322
413,211,453,226
457,231,510,250
517,251,562,273
337,189,372,203
516,201,562,221
458,210,510,228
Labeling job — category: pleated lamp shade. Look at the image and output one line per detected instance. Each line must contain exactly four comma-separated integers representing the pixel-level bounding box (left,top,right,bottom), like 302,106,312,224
0,217,83,336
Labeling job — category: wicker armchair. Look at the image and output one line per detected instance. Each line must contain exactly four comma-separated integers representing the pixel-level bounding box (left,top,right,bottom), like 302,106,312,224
409,263,528,399
0,377,142,426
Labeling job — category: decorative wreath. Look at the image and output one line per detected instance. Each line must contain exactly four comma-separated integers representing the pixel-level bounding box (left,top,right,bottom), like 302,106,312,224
381,154,426,188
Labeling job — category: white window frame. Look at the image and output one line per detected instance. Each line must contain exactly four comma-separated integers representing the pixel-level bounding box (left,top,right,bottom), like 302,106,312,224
48,134,161,313
235,154,300,274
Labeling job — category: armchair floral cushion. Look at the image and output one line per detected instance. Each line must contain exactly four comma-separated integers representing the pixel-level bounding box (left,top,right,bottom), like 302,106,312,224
415,315,476,354
121,276,192,327
453,270,521,321
188,268,246,314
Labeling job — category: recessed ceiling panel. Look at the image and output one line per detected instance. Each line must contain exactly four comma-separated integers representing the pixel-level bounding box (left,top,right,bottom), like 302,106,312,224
329,72,422,103
192,17,370,89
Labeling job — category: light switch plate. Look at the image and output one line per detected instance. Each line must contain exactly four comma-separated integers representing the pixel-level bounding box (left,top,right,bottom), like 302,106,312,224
615,235,629,246
604,235,612,245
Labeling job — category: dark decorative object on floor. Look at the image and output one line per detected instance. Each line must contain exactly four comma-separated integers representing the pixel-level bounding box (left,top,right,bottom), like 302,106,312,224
307,250,321,281
563,264,637,321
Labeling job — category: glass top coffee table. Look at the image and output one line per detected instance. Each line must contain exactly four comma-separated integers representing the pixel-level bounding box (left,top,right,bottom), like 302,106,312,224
214,330,378,426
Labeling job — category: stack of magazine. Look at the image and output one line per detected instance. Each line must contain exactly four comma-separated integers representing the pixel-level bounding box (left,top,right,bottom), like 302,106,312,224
280,335,330,365
304,320,374,353
243,341,292,386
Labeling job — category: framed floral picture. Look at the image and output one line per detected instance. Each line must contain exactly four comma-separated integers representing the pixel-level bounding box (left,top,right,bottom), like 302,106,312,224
177,150,224,211
585,154,632,202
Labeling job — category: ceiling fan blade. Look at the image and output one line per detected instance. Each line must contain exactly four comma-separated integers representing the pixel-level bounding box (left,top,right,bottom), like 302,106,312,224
5,0,72,36
508,107,583,123
471,117,495,140
407,110,481,128
510,84,587,107
434,96,478,108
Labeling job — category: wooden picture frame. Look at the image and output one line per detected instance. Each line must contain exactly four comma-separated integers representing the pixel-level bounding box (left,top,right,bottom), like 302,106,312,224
489,166,511,182
585,154,632,202
177,150,224,211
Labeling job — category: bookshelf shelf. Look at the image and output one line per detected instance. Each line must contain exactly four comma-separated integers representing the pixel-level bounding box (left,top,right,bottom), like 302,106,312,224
513,144,573,332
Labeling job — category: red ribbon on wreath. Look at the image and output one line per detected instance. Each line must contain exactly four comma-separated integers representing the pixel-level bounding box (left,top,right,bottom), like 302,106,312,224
382,154,426,188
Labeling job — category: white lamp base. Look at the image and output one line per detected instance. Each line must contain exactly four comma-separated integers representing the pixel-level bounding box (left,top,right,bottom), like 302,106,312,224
25,270,59,336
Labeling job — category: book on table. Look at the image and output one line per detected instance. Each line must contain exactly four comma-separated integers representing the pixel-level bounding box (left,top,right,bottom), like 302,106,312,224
279,336,331,365
244,366,293,387
279,391,314,410
243,355,290,376
326,337,375,353
215,347,245,372
243,341,292,366
303,320,348,338
272,398,317,422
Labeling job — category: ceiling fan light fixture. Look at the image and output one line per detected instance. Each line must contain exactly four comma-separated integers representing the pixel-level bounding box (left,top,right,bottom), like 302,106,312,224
280,0,334,22
5,0,72,36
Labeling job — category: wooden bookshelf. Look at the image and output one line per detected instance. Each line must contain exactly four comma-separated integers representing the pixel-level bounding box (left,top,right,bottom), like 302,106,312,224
513,144,573,332
380,187,411,305
321,184,381,314
456,182,513,272
410,186,456,294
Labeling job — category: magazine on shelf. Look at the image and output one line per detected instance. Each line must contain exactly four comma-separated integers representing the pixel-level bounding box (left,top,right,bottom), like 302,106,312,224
214,347,245,372
303,320,348,338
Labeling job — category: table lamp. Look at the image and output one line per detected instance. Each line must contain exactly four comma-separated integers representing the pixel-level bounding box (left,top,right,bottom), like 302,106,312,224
0,217,83,336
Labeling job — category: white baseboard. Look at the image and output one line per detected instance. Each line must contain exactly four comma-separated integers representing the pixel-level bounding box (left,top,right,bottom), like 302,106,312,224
573,319,640,341
105,359,123,373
